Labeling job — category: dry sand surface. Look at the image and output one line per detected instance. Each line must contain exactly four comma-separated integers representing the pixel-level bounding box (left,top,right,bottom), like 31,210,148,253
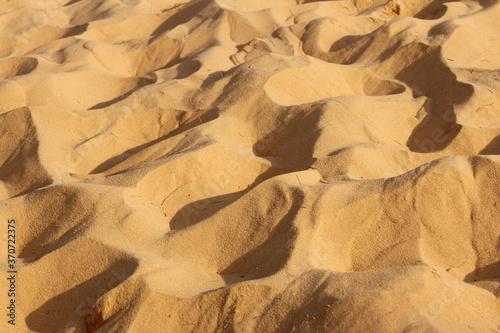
0,0,500,332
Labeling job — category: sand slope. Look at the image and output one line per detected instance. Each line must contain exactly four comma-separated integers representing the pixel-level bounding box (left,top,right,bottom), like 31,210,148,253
0,0,499,332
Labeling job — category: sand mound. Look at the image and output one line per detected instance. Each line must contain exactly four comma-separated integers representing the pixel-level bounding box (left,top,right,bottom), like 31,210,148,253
0,0,499,332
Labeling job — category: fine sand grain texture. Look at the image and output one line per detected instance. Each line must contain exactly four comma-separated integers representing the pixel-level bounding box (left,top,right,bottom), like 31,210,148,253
0,0,499,332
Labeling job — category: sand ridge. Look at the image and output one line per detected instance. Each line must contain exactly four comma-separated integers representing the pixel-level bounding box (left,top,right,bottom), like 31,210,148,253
0,0,499,332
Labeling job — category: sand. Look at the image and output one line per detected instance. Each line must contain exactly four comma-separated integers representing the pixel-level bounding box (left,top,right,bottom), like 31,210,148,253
0,0,499,332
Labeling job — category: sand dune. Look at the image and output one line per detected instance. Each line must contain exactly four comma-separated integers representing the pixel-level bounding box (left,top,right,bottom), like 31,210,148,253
0,0,499,332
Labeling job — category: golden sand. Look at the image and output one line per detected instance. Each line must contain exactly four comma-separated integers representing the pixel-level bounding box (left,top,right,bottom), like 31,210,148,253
0,0,499,332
